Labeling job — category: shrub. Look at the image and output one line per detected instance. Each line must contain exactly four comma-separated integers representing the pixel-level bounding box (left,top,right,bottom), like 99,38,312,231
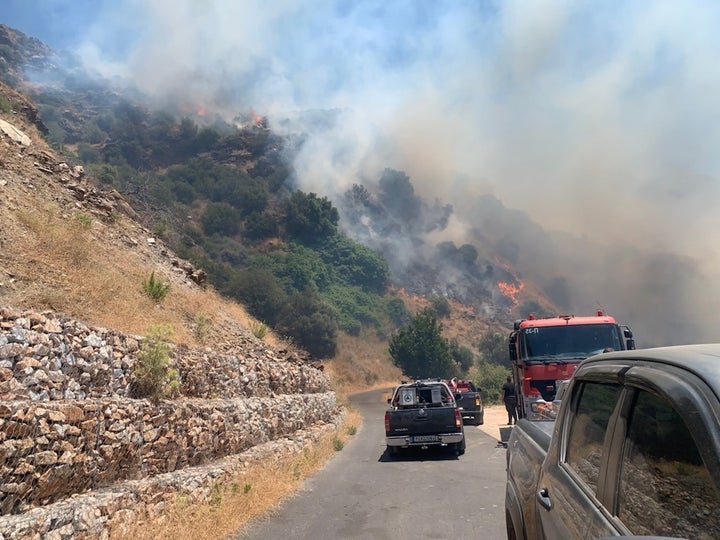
333,438,344,451
75,213,92,229
276,289,338,359
470,362,510,405
429,294,451,318
250,320,268,340
193,313,211,344
0,95,12,113
131,325,180,401
142,271,170,301
201,202,241,236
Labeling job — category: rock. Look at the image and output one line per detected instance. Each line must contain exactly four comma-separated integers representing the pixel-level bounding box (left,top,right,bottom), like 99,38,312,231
0,119,31,146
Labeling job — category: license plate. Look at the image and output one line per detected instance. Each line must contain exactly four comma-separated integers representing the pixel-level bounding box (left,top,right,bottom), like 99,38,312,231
411,435,438,443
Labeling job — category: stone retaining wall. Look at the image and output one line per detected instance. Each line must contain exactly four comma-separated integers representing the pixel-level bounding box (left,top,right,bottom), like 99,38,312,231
0,393,337,514
0,416,343,540
0,308,341,539
0,308,331,401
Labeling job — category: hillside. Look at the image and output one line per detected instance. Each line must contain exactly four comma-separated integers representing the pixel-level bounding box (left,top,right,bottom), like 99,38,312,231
0,80,260,349
0,23,538,378
0,74,352,538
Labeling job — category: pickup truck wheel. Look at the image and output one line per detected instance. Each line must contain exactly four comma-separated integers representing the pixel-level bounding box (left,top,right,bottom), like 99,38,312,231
452,440,466,456
506,510,519,540
386,445,400,459
477,412,484,426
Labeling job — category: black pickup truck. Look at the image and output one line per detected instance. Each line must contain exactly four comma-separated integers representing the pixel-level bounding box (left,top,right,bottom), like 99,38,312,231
385,379,465,457
505,344,720,540
446,379,484,425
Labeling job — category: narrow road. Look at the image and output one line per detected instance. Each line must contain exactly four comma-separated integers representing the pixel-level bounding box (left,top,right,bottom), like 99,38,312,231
236,388,508,540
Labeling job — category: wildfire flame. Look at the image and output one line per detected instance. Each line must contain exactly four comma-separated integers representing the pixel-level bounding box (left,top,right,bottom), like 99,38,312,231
498,280,524,305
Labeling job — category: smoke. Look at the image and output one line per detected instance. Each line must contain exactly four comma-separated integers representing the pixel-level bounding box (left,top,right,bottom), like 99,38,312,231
9,0,720,345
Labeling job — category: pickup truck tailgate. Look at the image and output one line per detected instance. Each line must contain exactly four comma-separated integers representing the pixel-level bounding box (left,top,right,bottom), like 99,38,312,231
387,407,458,435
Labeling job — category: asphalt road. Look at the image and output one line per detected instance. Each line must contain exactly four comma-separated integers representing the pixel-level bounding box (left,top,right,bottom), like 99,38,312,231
236,388,508,540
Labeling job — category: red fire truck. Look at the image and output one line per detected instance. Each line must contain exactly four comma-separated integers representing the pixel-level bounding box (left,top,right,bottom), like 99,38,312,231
508,310,635,419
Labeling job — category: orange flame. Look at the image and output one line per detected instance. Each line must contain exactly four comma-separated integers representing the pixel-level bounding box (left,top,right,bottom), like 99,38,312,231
498,281,524,305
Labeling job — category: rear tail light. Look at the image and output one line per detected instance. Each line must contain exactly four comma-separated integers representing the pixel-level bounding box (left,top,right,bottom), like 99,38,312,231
475,396,481,407
454,408,462,428
384,411,390,433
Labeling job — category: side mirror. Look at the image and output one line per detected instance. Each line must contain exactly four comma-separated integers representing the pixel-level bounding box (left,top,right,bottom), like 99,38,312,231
626,339,636,350
387,398,392,404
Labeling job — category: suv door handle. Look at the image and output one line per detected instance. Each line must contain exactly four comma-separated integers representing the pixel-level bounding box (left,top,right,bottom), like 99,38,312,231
536,488,553,511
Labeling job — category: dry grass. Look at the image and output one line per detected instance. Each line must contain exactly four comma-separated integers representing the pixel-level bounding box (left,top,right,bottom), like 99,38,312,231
325,331,403,398
2,198,282,347
114,408,362,540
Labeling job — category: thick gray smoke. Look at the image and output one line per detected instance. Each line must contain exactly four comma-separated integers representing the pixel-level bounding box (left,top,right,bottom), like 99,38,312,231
9,0,720,346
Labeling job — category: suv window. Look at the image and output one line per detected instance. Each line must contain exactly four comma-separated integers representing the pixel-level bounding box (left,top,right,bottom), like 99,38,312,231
565,382,621,492
617,389,720,538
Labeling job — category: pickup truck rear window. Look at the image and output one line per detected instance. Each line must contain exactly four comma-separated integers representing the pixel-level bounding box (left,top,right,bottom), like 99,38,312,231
565,382,621,493
617,389,720,538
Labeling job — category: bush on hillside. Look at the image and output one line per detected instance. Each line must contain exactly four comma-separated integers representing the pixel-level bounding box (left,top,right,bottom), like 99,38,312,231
283,191,339,244
142,271,170,301
276,288,338,359
130,325,180,401
470,361,510,405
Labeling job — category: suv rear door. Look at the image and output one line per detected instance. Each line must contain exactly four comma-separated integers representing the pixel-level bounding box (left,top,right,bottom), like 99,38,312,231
538,359,720,539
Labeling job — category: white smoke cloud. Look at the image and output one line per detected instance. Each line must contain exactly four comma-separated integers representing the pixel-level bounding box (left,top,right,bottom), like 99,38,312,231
24,0,720,344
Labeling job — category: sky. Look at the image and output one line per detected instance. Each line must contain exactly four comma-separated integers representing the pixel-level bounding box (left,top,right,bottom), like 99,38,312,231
3,0,720,344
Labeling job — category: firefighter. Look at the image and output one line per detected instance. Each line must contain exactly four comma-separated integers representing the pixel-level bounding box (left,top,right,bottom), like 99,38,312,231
501,376,518,425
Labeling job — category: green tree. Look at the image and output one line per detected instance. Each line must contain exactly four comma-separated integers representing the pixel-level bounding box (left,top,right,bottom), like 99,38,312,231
201,202,241,236
477,329,509,367
284,191,339,244
449,339,475,372
377,168,421,229
244,210,278,240
388,308,457,379
276,288,338,358
226,268,287,326
386,297,411,327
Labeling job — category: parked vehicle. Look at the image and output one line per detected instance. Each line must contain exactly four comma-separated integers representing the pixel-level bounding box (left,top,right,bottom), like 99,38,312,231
445,378,484,425
385,379,465,457
508,310,635,420
505,344,720,540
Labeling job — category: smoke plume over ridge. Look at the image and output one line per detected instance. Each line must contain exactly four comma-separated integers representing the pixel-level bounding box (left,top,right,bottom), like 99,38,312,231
5,0,720,345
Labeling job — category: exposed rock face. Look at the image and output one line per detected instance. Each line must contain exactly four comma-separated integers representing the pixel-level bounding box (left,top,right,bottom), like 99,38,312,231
0,307,339,539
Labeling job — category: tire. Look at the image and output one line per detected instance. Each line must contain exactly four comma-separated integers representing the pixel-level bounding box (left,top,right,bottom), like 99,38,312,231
506,510,518,540
477,411,484,426
387,445,400,459
453,438,466,456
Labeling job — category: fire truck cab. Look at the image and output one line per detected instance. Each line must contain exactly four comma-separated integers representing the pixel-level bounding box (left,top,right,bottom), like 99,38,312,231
508,310,635,419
